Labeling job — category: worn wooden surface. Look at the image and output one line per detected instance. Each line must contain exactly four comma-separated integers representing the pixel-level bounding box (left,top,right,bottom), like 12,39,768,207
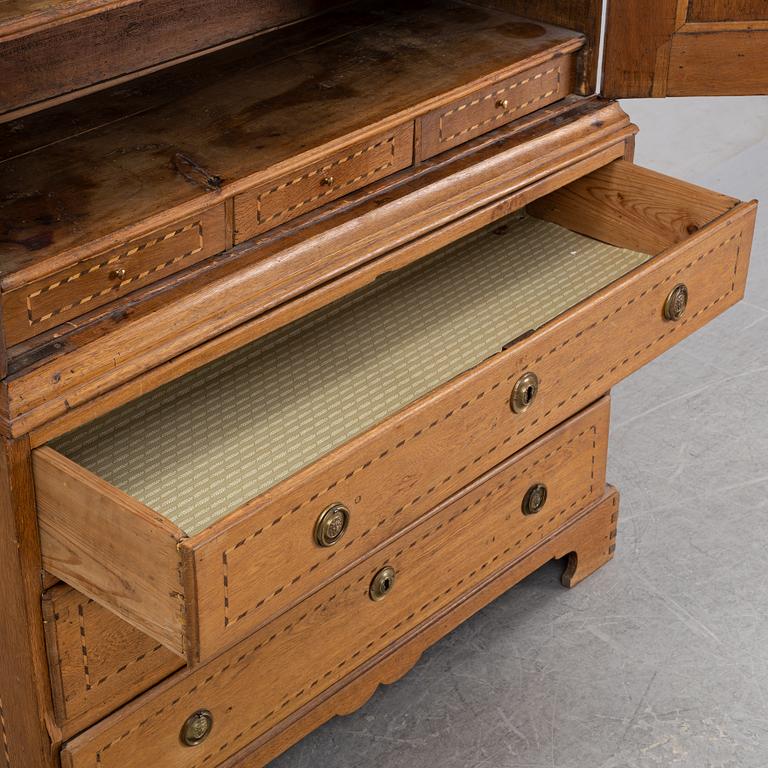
34,447,187,656
216,487,620,768
60,403,611,768
0,0,346,117
602,0,768,97
0,0,582,289
4,98,636,442
0,437,57,766
188,380,610,662
235,123,415,242
416,55,575,159
43,583,184,740
687,0,767,21
1,205,227,347
471,0,603,94
528,159,739,253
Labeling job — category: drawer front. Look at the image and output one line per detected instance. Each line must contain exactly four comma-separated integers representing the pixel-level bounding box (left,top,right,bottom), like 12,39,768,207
43,584,183,738
2,206,227,345
417,57,575,160
234,123,414,243
62,400,608,768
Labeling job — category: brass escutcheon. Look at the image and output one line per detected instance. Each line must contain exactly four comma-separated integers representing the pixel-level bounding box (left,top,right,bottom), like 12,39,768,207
522,483,548,516
315,502,350,547
180,709,213,747
109,267,126,281
510,372,539,413
496,98,509,109
664,283,688,321
369,566,396,601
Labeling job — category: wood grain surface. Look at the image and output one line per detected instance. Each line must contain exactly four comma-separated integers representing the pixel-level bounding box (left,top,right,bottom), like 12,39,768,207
602,0,768,96
34,447,187,656
0,1,346,117
43,583,184,740
0,1,582,287
60,403,611,768
5,98,635,441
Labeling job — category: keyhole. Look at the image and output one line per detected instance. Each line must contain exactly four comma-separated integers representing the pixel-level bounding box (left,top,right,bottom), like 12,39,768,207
523,385,534,404
370,566,396,601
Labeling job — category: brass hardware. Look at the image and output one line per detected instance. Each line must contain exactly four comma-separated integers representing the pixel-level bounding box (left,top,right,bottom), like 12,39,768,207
315,503,350,547
496,98,509,109
180,710,213,747
522,483,548,516
664,283,688,321
369,566,396,601
109,267,126,281
321,175,335,186
510,372,539,413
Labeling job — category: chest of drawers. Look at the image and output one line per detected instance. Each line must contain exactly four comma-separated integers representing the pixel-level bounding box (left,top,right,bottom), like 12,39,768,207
0,1,762,766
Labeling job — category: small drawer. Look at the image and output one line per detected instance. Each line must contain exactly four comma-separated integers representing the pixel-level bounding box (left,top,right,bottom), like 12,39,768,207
34,160,754,667
416,57,575,160
43,583,183,738
1,206,227,345
60,400,609,768
234,123,414,243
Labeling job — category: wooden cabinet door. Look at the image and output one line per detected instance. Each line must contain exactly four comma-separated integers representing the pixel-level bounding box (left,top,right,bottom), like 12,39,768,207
602,0,768,96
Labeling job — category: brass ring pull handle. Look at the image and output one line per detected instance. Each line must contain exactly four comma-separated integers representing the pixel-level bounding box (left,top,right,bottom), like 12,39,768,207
496,98,509,109
109,267,126,281
180,709,213,746
370,566,396,601
664,283,688,321
315,503,350,547
522,483,548,516
321,175,335,186
510,372,539,413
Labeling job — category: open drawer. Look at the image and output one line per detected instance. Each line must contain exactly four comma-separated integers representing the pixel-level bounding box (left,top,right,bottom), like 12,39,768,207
34,160,756,665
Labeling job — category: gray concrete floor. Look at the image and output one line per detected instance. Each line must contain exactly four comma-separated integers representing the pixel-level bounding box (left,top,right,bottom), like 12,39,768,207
272,98,768,768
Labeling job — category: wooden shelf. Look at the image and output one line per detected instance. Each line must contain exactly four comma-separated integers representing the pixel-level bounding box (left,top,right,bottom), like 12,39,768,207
0,0,583,293
0,0,343,116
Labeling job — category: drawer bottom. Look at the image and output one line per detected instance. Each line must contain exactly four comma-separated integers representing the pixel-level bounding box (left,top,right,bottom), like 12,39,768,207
224,487,620,768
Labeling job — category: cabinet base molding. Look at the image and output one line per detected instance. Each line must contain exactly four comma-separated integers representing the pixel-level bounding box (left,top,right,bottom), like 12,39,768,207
219,487,619,768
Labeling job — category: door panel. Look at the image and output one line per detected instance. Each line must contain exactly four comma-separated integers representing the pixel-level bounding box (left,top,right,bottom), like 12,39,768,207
603,0,768,97
688,1,768,22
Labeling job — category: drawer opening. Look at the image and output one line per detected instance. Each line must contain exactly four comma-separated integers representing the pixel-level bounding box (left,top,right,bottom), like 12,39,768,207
48,213,649,537
34,159,753,661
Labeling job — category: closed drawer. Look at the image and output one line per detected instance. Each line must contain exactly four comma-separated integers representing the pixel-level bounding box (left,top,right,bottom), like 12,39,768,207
234,123,414,243
42,583,183,738
34,160,755,667
416,57,575,160
1,206,227,345
60,399,609,768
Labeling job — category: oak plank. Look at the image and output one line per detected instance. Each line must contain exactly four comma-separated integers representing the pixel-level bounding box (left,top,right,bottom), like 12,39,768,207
42,583,183,739
216,489,619,768
0,1,583,289
527,159,739,253
0,436,57,766
0,0,346,116
667,28,768,95
34,446,187,656
469,0,603,93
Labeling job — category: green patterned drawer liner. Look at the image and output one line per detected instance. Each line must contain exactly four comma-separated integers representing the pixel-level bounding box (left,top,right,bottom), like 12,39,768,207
52,214,650,535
